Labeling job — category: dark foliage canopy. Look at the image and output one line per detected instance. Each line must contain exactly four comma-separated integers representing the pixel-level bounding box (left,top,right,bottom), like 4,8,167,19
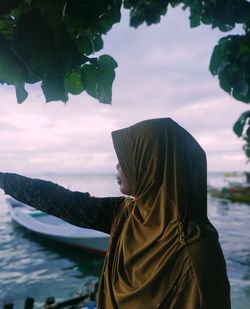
0,0,250,157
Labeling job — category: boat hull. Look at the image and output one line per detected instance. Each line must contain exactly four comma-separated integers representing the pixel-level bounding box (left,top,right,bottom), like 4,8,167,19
7,197,110,255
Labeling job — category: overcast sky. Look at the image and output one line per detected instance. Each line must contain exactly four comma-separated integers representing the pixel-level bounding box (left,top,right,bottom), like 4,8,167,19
0,6,248,175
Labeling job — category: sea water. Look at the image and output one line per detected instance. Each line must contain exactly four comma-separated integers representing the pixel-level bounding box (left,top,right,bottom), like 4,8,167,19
0,173,249,308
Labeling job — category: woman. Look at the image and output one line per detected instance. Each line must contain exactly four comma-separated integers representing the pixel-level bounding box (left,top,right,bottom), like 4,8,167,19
0,118,231,308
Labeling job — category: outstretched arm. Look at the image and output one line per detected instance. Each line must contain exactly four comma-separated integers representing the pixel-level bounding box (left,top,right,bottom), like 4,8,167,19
0,172,124,234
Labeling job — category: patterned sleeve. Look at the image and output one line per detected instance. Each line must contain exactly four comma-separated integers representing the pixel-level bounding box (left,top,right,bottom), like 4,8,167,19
3,173,125,234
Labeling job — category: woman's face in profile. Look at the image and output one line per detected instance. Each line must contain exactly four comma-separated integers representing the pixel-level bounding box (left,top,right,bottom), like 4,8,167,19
116,162,131,195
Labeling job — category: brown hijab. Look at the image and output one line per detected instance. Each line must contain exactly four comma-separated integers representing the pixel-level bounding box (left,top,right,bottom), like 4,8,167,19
98,118,231,309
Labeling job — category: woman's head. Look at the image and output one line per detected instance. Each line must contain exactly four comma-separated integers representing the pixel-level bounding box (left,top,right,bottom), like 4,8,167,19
112,118,183,197
112,118,208,222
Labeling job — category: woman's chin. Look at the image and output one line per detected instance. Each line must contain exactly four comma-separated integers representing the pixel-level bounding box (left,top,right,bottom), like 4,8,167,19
119,186,131,196
119,187,126,194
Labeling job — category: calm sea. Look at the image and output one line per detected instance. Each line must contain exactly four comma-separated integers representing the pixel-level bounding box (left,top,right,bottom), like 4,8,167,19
0,172,249,308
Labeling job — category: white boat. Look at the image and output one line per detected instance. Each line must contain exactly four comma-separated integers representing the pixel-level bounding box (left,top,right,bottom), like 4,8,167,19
7,197,110,255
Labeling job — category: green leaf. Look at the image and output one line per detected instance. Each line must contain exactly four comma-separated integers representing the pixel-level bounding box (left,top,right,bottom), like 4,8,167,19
243,143,250,158
81,64,98,99
219,68,232,94
0,49,28,103
15,83,28,103
93,35,104,52
98,54,118,70
76,34,103,55
246,127,250,139
81,54,118,103
96,55,118,104
128,0,168,28
99,17,116,33
12,8,54,78
41,74,68,103
233,111,250,137
209,43,227,75
123,0,132,9
65,71,84,95
233,119,244,137
0,16,15,38
0,50,24,84
170,1,181,8
189,14,200,28
232,73,250,103
76,36,94,55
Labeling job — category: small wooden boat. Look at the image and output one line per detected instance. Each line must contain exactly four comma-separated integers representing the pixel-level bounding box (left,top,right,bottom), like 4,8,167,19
209,184,250,204
7,197,109,255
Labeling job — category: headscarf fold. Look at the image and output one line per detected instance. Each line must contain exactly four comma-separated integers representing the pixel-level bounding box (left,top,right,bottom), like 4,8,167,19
98,118,230,309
